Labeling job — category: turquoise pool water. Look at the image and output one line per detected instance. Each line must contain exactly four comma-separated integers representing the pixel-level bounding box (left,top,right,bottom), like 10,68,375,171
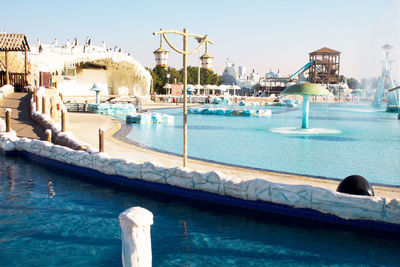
127,103,400,185
1,154,400,266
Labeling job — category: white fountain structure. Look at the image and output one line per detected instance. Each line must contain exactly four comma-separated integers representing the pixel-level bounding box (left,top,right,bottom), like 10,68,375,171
372,44,398,109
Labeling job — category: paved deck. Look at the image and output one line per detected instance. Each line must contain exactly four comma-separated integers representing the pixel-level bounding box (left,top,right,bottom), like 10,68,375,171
0,92,46,140
67,112,400,200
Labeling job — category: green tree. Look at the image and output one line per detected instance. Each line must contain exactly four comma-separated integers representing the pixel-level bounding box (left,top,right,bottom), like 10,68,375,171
147,66,182,94
146,65,221,94
179,67,221,85
346,77,359,89
339,75,345,83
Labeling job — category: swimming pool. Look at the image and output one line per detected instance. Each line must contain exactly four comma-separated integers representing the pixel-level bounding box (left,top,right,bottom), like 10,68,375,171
1,154,400,266
126,103,400,186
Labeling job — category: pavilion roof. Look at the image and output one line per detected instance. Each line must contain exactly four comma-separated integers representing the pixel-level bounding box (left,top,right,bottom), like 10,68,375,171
0,34,30,52
309,47,340,55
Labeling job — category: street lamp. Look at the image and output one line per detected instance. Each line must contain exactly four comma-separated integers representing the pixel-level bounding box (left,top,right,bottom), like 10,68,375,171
153,33,169,68
200,39,214,71
166,73,171,94
153,28,214,167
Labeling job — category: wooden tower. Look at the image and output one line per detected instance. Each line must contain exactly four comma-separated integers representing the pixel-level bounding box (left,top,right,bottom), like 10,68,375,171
308,47,340,84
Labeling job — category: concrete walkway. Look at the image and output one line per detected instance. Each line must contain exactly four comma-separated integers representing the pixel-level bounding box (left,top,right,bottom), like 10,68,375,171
67,112,400,200
0,92,46,140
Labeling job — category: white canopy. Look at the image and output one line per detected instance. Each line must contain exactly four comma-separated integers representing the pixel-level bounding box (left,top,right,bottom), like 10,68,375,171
227,84,241,90
204,84,217,90
218,85,228,91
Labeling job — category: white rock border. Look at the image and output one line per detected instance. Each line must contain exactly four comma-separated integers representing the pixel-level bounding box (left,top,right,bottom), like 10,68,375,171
0,131,398,226
30,87,95,153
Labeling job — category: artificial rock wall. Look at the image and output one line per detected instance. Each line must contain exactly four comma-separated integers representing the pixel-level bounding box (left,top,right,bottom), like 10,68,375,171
0,132,399,225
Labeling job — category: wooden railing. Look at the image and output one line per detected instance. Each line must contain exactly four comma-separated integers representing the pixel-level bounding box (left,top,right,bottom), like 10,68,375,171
0,71,26,88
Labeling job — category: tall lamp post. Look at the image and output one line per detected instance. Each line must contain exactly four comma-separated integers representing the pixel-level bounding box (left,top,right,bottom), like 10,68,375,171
153,28,214,167
166,73,171,94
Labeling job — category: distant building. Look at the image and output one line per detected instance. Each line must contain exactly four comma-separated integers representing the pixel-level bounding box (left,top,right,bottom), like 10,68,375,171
220,59,261,89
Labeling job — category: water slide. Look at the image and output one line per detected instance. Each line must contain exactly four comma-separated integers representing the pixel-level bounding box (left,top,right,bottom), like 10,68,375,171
289,60,315,80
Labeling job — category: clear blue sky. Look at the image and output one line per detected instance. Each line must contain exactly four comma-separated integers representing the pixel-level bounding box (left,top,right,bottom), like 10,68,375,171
2,0,399,80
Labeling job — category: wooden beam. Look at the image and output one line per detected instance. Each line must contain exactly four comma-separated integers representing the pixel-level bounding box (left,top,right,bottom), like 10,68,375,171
5,51,8,84
24,50,28,85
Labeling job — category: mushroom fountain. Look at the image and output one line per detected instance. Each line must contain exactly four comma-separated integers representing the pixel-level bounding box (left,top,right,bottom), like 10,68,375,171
281,82,331,129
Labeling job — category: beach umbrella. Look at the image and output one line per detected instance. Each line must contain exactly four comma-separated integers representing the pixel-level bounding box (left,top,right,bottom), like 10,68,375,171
281,82,330,129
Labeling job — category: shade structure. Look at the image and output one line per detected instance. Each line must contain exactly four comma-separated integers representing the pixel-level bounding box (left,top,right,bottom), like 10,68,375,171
203,84,216,90
194,84,203,95
203,84,216,95
351,89,364,95
218,85,227,91
226,84,241,95
163,83,171,94
281,82,330,96
281,83,330,129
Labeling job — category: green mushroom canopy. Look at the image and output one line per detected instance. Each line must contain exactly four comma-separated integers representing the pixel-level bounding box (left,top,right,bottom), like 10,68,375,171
281,83,331,129
281,82,331,96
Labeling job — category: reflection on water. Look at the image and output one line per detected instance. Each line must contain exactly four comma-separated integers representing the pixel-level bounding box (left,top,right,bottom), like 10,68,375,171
0,154,400,266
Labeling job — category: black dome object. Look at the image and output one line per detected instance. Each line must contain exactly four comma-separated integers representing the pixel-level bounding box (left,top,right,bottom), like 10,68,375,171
337,175,375,196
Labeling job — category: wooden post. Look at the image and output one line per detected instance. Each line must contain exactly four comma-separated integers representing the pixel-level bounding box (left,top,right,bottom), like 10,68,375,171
36,95,40,112
42,97,46,114
33,88,37,102
50,97,55,119
61,110,66,132
45,129,52,142
5,51,9,85
24,50,28,86
99,128,104,153
5,108,11,132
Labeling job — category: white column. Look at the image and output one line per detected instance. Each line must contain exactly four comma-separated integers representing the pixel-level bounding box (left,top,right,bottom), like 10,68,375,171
119,207,154,267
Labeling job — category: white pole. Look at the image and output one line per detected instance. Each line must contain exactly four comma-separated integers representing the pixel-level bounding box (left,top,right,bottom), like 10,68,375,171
183,28,188,167
119,207,154,267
